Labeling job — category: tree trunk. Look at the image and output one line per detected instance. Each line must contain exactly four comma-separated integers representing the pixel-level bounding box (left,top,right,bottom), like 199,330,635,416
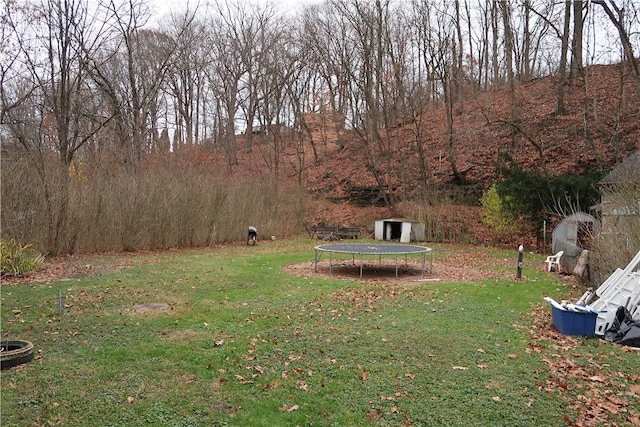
522,0,531,81
444,77,463,183
500,0,518,136
556,0,571,115
569,0,584,81
491,0,500,89
593,0,640,95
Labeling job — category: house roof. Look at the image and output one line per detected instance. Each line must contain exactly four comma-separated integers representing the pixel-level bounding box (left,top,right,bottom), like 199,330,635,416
599,150,640,185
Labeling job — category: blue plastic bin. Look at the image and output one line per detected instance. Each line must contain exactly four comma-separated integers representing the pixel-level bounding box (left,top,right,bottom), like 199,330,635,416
551,305,597,337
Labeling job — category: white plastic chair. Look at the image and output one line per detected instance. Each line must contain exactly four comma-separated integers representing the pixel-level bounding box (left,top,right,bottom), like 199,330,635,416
545,251,563,272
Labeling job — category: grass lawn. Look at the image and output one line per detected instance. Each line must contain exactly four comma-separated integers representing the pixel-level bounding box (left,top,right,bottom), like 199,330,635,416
1,239,637,426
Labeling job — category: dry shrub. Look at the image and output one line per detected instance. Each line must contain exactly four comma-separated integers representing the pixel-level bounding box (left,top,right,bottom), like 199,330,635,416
1,155,306,254
400,187,480,244
1,153,55,250
590,168,640,283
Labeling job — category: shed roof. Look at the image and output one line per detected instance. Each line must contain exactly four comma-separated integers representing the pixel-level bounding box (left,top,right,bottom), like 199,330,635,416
599,150,640,185
560,212,598,223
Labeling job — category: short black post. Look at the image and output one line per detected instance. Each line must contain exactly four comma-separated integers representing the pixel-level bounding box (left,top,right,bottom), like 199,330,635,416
516,244,523,279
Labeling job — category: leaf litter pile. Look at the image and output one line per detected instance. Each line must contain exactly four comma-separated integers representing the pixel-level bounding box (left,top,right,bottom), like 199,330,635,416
528,280,640,427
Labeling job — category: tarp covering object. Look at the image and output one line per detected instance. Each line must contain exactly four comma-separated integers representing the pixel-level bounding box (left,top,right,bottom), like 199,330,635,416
603,306,640,348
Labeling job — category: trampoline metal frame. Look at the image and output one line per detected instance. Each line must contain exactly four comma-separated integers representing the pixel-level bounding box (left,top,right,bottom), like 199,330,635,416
314,243,433,278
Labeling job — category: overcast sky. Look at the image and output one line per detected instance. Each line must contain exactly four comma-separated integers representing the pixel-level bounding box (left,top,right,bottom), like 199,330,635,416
146,0,317,23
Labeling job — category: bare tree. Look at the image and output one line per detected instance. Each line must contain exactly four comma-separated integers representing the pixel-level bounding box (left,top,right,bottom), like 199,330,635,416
570,0,585,81
521,0,532,80
474,0,493,90
491,0,501,89
524,1,570,114
88,1,180,163
299,2,354,165
204,13,245,166
328,0,403,205
557,0,572,115
593,0,640,94
213,1,280,154
165,10,205,149
500,0,518,130
254,19,298,180
1,0,118,253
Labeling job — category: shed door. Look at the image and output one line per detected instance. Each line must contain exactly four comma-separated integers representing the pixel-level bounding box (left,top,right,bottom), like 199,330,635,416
374,221,384,240
565,222,578,245
400,222,412,243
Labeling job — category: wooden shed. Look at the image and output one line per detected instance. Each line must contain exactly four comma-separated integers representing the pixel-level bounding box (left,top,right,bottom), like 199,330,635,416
596,149,640,241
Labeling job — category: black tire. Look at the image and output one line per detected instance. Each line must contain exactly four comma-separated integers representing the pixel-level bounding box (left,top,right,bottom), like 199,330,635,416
1,340,34,370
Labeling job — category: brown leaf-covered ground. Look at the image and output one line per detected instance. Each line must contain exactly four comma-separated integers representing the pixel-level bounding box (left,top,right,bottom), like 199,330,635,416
285,246,517,283
3,246,517,285
529,291,640,427
198,61,640,239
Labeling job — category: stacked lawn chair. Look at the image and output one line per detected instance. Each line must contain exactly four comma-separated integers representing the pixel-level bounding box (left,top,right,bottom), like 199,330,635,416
589,251,640,336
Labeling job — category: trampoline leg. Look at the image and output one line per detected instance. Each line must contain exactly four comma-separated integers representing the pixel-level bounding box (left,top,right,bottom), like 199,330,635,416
395,255,398,277
360,255,363,278
430,251,433,273
314,249,318,271
329,253,333,277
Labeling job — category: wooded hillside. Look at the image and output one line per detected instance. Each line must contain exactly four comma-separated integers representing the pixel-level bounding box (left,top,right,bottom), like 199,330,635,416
227,62,640,234
2,0,639,255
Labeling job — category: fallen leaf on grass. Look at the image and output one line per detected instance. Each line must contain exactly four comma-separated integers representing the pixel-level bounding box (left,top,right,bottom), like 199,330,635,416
492,396,501,402
367,411,380,421
287,404,299,412
262,381,281,389
127,396,135,404
246,365,264,374
235,375,253,384
452,366,468,370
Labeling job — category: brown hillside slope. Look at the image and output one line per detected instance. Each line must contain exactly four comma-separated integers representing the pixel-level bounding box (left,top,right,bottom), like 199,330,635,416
214,63,640,232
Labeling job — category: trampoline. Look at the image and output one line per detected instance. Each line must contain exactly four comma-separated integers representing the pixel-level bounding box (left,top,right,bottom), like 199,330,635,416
314,243,433,278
